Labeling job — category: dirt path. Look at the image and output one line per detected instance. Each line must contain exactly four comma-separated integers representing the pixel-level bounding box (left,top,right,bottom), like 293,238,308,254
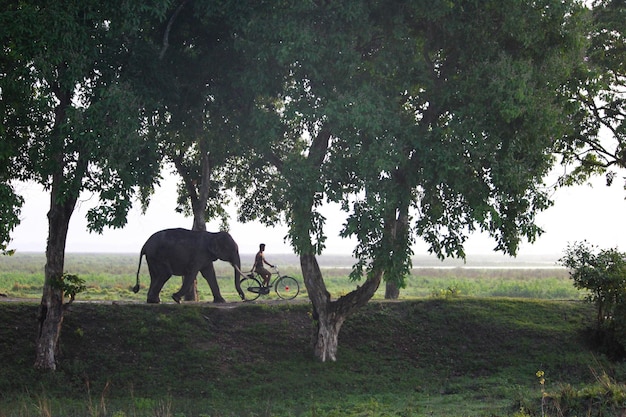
0,294,311,308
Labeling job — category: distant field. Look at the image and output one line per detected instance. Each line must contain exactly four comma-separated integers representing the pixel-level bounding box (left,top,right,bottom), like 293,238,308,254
0,252,580,302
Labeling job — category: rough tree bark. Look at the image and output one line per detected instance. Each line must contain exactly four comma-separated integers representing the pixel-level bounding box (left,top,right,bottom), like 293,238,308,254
301,253,382,361
34,175,78,370
33,85,80,370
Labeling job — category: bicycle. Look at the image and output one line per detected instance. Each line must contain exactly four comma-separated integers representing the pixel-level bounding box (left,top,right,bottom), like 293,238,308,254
240,266,300,301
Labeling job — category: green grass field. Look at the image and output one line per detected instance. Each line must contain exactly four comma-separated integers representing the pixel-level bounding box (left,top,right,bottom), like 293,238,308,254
2,253,618,417
0,253,580,302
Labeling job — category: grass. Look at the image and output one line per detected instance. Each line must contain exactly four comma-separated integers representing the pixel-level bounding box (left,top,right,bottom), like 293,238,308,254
0,253,579,302
1,252,615,416
0,297,624,416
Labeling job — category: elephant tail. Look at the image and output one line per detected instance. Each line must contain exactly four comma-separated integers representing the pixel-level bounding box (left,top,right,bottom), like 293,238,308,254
133,249,144,293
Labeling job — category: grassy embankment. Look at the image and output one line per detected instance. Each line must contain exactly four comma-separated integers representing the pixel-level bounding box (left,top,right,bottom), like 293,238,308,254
2,253,625,416
2,298,625,416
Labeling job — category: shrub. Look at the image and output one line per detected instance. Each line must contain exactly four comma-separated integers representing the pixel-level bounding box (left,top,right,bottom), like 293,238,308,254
560,242,626,327
543,370,626,417
560,241,626,357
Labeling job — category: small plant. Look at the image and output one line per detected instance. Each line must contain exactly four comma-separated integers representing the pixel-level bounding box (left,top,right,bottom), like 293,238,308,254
431,285,461,299
541,367,626,416
51,272,87,305
85,379,110,417
35,394,53,417
153,396,173,417
536,370,546,417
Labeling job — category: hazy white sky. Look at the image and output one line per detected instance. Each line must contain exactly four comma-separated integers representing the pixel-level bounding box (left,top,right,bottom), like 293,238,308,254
8,168,626,258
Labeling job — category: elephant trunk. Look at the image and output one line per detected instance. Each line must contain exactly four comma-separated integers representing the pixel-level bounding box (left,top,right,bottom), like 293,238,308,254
233,254,244,300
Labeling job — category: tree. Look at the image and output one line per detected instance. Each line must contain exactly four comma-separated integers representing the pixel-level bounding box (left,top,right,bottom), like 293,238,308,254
0,104,24,255
234,0,588,361
136,0,256,301
560,241,626,328
0,1,165,370
560,241,626,357
556,0,625,187
0,181,21,255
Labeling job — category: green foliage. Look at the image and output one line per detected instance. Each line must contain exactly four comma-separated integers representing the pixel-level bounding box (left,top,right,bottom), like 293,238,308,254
560,241,626,328
50,273,87,304
555,0,626,189
0,0,165,234
0,183,23,255
135,0,253,228
560,241,626,358
232,0,590,293
542,369,626,417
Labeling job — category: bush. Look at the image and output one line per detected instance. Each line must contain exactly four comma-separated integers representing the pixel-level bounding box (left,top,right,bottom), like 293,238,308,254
544,370,626,417
560,241,626,357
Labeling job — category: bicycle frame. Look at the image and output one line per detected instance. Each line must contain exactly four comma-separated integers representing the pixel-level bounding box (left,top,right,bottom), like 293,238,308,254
252,266,282,286
241,266,300,301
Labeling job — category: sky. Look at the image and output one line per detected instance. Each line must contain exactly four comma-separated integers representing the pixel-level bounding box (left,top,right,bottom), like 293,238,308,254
8,166,626,261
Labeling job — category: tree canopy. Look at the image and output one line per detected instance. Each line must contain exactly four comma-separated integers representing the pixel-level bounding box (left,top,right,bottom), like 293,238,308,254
228,0,590,360
1,0,620,365
557,0,625,187
138,1,250,231
1,0,167,369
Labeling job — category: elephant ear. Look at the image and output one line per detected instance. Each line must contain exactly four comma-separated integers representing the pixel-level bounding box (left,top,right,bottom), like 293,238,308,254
206,232,230,262
206,236,220,261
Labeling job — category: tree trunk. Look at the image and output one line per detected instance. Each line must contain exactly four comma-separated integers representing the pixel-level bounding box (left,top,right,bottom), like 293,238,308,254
301,253,382,361
34,186,76,370
313,310,345,362
290,126,383,361
384,184,410,300
34,83,78,371
183,152,211,301
385,281,400,299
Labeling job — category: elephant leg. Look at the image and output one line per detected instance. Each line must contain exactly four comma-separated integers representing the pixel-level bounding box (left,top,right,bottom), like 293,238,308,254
172,270,200,304
182,273,198,302
146,261,171,304
200,263,226,303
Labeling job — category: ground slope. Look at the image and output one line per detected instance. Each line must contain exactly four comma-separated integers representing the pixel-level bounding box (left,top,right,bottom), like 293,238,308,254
0,298,616,416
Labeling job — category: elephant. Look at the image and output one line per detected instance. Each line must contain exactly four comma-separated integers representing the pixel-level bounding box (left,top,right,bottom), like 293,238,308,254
133,228,244,303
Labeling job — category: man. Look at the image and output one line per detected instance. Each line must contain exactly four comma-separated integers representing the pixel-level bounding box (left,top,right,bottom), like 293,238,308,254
254,243,274,286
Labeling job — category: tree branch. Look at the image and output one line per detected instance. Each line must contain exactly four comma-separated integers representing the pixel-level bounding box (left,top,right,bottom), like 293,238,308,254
159,0,188,60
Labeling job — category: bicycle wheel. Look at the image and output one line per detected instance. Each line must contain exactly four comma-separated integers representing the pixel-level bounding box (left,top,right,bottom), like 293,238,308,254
240,276,262,301
274,275,299,300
